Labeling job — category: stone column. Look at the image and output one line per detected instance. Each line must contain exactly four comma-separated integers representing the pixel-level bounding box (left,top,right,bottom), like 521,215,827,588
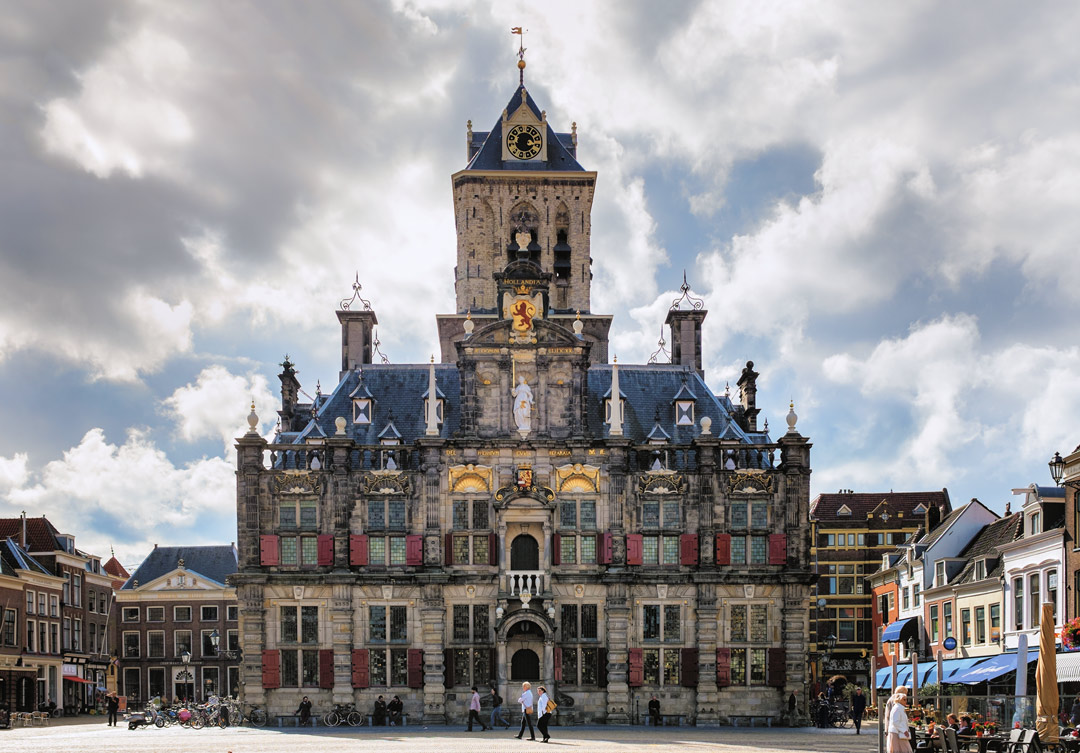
542,521,552,576
331,581,353,702
695,584,720,726
543,639,555,693
498,521,508,585
237,582,266,707
420,585,447,724
605,584,631,725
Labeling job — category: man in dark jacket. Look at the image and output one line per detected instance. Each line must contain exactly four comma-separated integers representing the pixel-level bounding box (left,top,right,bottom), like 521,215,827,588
373,696,387,726
296,696,313,726
648,696,661,726
850,686,867,734
388,696,403,726
106,693,119,726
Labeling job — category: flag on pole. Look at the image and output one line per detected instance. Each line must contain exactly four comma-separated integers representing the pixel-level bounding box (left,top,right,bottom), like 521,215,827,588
511,27,523,35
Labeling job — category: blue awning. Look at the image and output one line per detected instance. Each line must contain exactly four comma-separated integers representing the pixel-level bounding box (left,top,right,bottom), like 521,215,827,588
882,618,916,643
877,664,915,689
951,650,1039,684
930,657,987,684
876,657,982,688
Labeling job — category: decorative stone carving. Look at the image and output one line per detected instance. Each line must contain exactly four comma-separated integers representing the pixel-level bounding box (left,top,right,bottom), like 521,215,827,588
494,484,555,504
362,471,411,496
554,463,600,493
273,472,323,495
638,473,686,495
449,463,493,493
726,471,774,494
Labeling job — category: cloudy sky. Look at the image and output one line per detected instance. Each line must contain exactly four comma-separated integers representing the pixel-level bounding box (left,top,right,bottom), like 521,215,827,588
1,1,1079,567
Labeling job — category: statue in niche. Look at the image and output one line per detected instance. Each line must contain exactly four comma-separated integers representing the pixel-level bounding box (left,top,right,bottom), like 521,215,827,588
512,376,534,434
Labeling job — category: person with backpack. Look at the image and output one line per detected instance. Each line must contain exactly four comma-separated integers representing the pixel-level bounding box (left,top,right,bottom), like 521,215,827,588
490,687,509,728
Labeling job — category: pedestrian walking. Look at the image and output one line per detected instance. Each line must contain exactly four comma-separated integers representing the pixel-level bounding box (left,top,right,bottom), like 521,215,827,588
467,686,490,731
490,687,509,728
648,695,661,726
296,695,312,726
536,686,552,743
851,686,867,734
106,693,119,727
886,692,913,753
515,681,536,741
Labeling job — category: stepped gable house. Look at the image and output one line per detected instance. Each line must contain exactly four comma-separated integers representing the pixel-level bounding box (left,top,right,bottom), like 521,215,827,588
232,66,815,725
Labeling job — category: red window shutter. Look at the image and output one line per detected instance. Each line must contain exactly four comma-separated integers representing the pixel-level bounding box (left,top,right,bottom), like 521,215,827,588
406,535,423,566
407,648,424,689
349,534,369,567
488,532,498,566
351,648,369,688
600,532,613,564
681,647,699,687
317,535,333,566
261,649,280,689
680,534,699,566
626,534,643,566
767,647,786,688
260,535,279,566
628,647,643,686
768,533,787,565
715,534,731,566
716,648,731,687
598,647,608,687
319,648,334,689
553,533,561,566
445,533,454,566
443,648,455,688
554,646,563,681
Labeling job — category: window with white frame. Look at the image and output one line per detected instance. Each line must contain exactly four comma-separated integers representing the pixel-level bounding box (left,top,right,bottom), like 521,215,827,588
368,499,406,531
729,602,770,686
675,400,694,425
174,606,192,622
559,497,598,565
353,398,372,424
1048,570,1058,623
148,630,165,658
122,607,139,623
279,498,317,531
201,605,219,622
935,561,946,587
123,630,139,658
26,591,34,615
147,606,164,622
367,535,408,566
227,605,239,621
174,630,192,658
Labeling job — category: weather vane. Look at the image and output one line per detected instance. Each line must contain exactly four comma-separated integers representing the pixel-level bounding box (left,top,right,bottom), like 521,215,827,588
511,26,526,85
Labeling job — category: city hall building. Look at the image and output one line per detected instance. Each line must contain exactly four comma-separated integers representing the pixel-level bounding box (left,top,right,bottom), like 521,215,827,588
232,64,814,726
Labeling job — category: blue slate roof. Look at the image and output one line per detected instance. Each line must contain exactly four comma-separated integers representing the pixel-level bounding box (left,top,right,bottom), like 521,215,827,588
1034,485,1065,498
465,86,585,172
294,364,461,444
280,361,770,455
122,545,238,590
1,537,52,575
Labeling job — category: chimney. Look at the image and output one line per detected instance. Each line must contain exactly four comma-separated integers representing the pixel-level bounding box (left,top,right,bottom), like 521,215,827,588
337,308,379,378
665,273,708,380
20,510,26,548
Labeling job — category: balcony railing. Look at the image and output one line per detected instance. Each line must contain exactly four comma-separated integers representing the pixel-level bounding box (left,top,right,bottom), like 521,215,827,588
506,571,544,597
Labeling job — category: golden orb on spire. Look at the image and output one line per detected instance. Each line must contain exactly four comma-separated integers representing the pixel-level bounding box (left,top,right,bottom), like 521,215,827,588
518,59,526,70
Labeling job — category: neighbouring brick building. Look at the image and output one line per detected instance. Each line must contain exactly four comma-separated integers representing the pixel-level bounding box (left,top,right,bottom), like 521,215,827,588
115,545,239,705
810,490,950,690
231,64,815,726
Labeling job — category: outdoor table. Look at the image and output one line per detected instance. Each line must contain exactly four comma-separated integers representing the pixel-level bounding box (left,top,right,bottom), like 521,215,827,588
957,734,1005,753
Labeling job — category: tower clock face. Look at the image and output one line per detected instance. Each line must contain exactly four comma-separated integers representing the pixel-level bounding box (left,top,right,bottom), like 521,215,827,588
506,124,543,160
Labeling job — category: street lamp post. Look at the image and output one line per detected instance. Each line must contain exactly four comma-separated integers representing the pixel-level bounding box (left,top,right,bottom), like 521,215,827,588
907,637,919,705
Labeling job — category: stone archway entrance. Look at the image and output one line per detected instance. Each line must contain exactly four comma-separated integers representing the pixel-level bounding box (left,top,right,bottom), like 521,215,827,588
496,610,556,707
511,649,540,681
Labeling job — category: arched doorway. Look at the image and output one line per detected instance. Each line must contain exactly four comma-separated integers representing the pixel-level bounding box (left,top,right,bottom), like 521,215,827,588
510,534,539,570
511,649,540,681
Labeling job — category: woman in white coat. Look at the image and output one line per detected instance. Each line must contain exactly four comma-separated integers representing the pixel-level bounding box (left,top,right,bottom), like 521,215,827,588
887,691,913,753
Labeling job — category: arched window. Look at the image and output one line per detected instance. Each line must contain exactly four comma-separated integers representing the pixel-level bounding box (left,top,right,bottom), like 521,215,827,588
510,534,539,570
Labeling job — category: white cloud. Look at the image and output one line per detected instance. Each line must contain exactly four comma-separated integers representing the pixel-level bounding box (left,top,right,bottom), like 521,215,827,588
1,428,235,564
0,453,29,493
162,364,278,455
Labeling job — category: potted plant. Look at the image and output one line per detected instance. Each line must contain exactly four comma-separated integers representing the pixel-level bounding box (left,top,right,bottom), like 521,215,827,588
1063,617,1080,651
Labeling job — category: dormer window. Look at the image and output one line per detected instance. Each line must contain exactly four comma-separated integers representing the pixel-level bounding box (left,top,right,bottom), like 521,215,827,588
604,398,625,424
1029,511,1041,535
837,504,852,517
913,504,927,515
353,398,372,424
675,400,694,426
935,561,946,587
974,559,986,580
424,398,444,425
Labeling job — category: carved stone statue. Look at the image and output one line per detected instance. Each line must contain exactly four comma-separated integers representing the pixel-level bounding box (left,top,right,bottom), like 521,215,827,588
512,376,534,433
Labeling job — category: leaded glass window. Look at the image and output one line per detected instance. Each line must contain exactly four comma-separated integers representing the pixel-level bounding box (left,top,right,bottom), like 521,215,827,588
299,499,316,529
662,536,679,565
643,536,659,564
750,605,767,642
368,500,384,529
453,501,469,530
370,649,387,685
750,648,767,684
731,648,746,685
643,648,660,684
301,537,317,564
561,503,576,529
581,648,599,685
280,500,296,528
282,650,298,686
663,649,680,685
580,536,596,564
643,500,660,528
473,649,490,686
390,606,407,642
472,536,489,565
643,605,660,640
453,605,469,642
302,649,319,686
472,502,488,529
731,504,747,529
664,605,680,642
281,537,297,566
388,501,405,530
453,536,470,565
562,605,578,640
281,606,298,642
561,535,577,564
301,606,318,643
751,502,767,528
369,537,386,564
370,606,386,642
730,605,747,642
750,536,767,564
473,606,488,642
389,536,406,565
561,645,578,684
580,501,596,529
453,648,470,686
731,536,746,564
663,501,680,527
582,605,598,639
391,649,409,686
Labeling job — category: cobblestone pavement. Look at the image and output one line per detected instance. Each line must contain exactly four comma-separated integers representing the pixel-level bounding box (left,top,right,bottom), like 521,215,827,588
1,720,880,753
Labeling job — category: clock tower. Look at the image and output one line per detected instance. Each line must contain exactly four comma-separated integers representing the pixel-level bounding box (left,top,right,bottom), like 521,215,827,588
439,76,610,363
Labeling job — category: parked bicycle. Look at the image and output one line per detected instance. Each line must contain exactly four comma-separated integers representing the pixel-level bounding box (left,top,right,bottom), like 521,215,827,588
323,702,365,727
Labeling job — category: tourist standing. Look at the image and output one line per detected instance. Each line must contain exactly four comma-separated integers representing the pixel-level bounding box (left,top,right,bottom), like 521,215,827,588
491,687,509,728
106,693,119,727
516,682,535,741
851,686,866,734
373,695,387,726
536,686,551,743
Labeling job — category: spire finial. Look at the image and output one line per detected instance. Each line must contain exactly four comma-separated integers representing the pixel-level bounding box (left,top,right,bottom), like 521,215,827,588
511,26,526,85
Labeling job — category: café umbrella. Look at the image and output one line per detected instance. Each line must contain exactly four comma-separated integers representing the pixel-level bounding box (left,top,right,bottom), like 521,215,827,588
1035,602,1058,745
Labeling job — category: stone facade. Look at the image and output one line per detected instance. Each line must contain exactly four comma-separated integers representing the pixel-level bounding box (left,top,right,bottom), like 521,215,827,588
232,77,814,726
